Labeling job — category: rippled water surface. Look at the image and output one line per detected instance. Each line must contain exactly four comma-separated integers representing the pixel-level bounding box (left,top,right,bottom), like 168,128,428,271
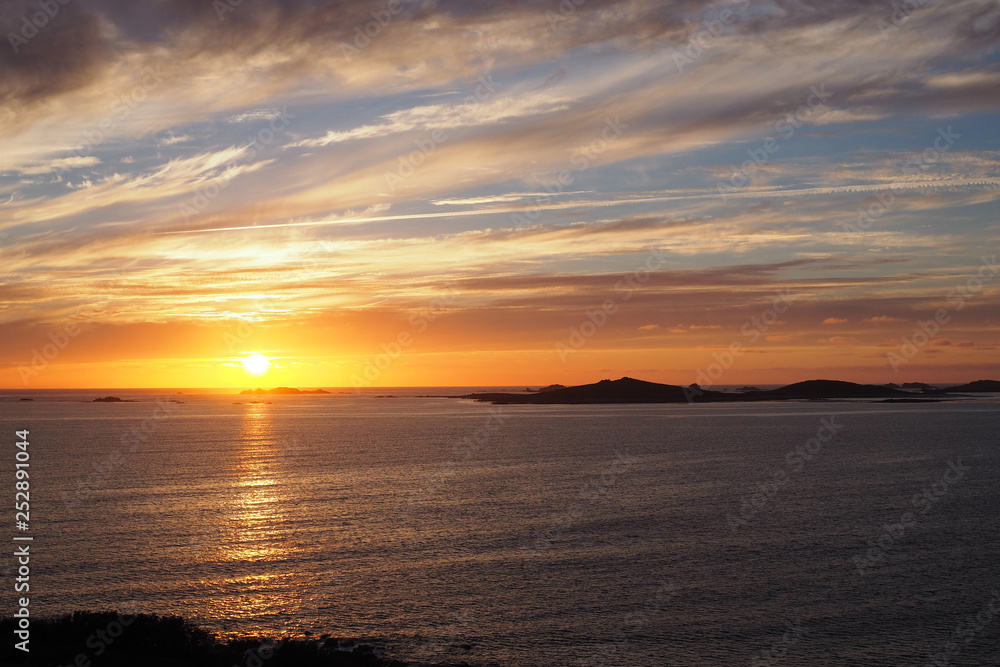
2,391,999,665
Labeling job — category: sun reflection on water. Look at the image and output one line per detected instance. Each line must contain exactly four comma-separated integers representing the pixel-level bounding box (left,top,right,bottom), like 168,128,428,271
222,402,289,563
196,401,307,631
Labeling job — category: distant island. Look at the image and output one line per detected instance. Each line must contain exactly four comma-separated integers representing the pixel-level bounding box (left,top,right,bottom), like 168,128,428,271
93,396,137,403
460,377,1000,404
240,387,330,395
943,379,1000,392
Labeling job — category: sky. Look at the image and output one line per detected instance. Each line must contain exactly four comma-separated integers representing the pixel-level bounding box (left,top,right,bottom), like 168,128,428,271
1,0,999,389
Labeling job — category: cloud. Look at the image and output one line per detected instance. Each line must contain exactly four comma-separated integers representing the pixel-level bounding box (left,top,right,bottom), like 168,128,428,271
289,91,573,148
819,336,858,345
19,156,100,175
2,0,999,385
157,134,194,146
431,191,590,206
224,108,286,124
638,324,659,331
864,316,906,323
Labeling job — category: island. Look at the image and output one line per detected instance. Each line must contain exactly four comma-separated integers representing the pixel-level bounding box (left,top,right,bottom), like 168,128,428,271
942,379,1000,392
460,377,999,405
240,387,330,395
93,396,137,403
901,382,934,389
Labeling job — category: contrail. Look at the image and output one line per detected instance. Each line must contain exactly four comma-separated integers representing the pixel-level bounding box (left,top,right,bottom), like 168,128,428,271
158,178,1000,235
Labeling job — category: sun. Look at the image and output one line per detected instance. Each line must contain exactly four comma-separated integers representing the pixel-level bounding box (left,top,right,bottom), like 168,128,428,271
241,354,272,377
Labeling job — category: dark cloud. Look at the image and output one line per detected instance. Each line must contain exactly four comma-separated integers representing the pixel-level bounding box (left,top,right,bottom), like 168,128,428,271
0,1,109,108
3,0,997,120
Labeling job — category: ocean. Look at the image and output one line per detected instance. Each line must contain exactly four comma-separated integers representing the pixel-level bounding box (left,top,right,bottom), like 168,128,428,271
2,390,999,665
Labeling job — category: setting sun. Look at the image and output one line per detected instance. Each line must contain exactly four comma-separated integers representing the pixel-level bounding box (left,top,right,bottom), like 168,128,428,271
241,354,272,377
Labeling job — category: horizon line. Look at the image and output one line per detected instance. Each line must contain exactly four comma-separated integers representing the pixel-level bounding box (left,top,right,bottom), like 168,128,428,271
1,377,995,392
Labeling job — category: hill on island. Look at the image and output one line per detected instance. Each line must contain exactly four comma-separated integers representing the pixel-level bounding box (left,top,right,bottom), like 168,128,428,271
738,379,913,400
942,379,1000,392
463,377,730,404
460,377,961,404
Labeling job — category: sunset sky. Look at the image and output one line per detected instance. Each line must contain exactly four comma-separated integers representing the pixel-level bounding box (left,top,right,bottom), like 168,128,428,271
1,0,999,388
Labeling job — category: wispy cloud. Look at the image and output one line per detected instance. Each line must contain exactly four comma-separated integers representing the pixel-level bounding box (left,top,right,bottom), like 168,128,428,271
1,0,999,385
290,91,573,148
157,134,194,146
19,156,100,176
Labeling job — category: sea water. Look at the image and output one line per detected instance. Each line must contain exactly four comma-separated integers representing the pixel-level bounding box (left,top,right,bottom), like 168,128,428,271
1,391,998,665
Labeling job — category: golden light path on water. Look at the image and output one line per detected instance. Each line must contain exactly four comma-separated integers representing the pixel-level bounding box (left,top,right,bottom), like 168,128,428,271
197,401,300,630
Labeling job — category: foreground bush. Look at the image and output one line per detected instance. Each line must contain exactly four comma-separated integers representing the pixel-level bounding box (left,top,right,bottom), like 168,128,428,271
0,611,412,666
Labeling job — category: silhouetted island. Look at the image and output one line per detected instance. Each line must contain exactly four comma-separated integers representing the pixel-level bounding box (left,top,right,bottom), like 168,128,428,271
527,383,567,392
460,377,999,404
240,387,330,395
943,379,1000,392
742,380,913,400
93,396,136,403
